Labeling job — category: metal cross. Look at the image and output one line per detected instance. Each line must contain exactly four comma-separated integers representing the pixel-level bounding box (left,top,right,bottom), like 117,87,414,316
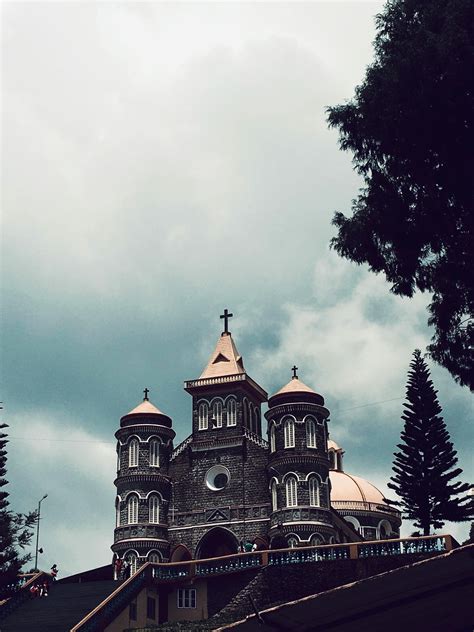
220,309,233,334
143,388,150,401
291,365,298,379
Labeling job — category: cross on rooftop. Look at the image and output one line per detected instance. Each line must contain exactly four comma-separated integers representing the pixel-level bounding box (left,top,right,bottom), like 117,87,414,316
143,388,150,401
292,365,298,379
220,309,233,334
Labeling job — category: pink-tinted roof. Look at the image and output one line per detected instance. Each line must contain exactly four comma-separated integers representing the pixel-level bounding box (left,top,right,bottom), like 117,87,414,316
272,377,317,398
125,399,165,417
327,439,342,451
329,470,386,504
199,332,245,379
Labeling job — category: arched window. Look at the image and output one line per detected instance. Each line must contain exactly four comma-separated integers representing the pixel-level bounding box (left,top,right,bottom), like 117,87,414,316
243,399,249,428
270,425,276,453
127,495,138,524
198,402,208,430
329,450,336,469
149,439,160,467
255,409,261,436
308,477,320,507
212,400,223,428
116,498,121,527
148,551,161,564
287,535,298,549
129,439,139,467
116,444,121,472
337,452,343,471
285,476,298,507
227,398,237,426
149,495,160,524
306,417,317,448
283,418,295,448
310,534,322,546
127,552,138,576
271,480,278,512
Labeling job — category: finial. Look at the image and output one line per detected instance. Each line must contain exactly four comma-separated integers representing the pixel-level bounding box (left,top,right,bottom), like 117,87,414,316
143,387,150,401
220,308,233,334
291,365,298,379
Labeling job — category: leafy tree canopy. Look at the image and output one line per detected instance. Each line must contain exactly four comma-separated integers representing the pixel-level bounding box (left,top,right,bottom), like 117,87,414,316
388,350,473,535
327,0,473,389
0,423,37,598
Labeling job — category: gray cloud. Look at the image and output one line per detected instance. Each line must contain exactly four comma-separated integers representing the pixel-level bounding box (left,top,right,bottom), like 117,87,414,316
3,2,472,575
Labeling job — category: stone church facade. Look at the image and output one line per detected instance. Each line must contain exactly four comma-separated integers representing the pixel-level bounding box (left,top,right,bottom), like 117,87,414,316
111,315,401,572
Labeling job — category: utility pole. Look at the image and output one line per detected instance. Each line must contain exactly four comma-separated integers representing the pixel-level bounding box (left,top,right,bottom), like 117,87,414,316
34,494,48,572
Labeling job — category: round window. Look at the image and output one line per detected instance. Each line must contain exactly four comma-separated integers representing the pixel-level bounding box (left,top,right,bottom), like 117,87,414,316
205,465,230,491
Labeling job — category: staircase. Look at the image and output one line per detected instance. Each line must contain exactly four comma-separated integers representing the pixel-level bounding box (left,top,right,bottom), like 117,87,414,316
0,580,119,632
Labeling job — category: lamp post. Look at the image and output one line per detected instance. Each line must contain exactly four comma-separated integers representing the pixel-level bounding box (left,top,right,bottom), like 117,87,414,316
34,494,48,572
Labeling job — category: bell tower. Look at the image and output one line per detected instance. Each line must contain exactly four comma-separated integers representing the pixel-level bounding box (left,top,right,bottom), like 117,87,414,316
112,390,175,571
266,369,336,546
169,310,269,557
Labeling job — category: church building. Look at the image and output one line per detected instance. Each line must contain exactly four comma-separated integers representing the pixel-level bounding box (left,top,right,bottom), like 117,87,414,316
111,311,401,572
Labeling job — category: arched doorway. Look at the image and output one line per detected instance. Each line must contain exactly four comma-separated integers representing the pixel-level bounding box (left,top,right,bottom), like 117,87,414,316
196,527,239,559
170,544,192,563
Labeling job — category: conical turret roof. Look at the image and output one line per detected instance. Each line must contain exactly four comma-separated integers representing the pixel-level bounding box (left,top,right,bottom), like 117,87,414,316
199,332,245,379
120,392,172,428
125,399,165,416
268,374,325,407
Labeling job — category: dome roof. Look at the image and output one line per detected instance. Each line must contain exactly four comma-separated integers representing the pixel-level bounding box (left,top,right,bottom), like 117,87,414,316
329,470,386,505
327,439,342,451
268,377,325,407
125,400,165,417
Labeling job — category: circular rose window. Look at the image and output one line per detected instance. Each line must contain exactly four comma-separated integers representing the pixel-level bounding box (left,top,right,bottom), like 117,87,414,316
205,465,230,491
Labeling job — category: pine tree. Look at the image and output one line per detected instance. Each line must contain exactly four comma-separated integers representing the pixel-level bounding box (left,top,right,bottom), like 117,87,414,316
0,421,37,598
388,350,473,535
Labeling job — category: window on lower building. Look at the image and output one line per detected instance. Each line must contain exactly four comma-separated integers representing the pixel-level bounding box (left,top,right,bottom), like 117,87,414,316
129,601,137,620
270,425,276,452
212,400,223,427
287,535,299,548
271,480,278,512
129,438,139,467
147,596,156,620
177,588,197,609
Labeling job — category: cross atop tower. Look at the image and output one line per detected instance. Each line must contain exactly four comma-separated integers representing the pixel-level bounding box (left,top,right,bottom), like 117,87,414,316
291,365,298,379
220,308,233,334
143,387,150,401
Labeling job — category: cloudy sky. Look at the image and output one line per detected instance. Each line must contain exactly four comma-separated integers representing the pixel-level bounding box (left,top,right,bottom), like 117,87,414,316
2,2,472,576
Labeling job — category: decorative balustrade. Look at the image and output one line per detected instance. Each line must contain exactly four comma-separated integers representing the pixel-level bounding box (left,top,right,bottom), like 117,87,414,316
149,534,455,582
0,571,51,621
332,500,401,516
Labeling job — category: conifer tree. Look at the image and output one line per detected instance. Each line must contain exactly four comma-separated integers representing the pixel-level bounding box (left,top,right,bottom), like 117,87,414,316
0,421,37,598
388,350,473,535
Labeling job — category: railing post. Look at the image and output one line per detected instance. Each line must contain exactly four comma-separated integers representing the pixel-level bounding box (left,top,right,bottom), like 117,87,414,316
189,561,196,578
444,535,453,551
261,551,268,566
349,544,359,560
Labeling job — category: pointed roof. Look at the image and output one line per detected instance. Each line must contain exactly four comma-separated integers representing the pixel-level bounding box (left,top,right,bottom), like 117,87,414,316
125,399,165,417
273,376,317,397
199,332,245,379
268,375,325,407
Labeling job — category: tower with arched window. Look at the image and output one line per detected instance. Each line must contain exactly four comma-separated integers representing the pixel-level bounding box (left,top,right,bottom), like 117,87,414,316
169,322,269,557
112,393,176,571
265,373,336,546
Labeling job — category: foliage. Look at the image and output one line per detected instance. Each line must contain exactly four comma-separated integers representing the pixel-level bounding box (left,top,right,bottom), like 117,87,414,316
326,0,474,389
0,422,37,598
388,350,473,535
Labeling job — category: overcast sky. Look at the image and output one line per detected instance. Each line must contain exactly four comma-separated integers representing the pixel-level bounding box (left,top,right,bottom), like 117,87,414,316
2,2,472,577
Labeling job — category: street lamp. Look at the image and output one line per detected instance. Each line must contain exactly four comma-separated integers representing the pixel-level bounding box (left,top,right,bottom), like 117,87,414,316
34,494,48,572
